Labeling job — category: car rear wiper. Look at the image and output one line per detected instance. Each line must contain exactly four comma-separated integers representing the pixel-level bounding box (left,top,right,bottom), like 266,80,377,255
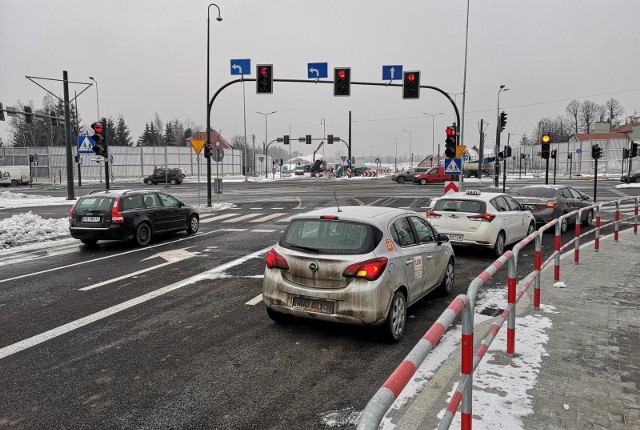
289,244,320,253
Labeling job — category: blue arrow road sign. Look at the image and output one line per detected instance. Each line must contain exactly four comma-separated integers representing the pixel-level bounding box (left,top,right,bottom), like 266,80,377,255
307,62,328,79
382,65,403,80
230,59,251,75
444,158,462,175
77,135,95,154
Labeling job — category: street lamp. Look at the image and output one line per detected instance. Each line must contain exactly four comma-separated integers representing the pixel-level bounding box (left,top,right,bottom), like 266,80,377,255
88,77,100,119
422,112,445,167
394,139,398,172
320,118,326,139
257,111,277,177
206,3,222,207
402,129,412,167
495,85,509,187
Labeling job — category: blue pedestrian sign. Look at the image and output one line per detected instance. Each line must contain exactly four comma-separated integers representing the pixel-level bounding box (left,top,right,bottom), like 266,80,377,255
77,135,95,154
230,59,251,75
444,158,462,174
307,62,328,79
382,65,403,81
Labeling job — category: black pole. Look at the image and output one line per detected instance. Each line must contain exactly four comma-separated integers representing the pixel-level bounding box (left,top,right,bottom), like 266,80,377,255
569,156,572,179
628,157,633,184
103,117,110,190
478,120,484,180
62,71,75,200
553,155,557,185
502,156,507,193
593,158,598,201
348,110,352,171
519,153,522,179
545,157,549,185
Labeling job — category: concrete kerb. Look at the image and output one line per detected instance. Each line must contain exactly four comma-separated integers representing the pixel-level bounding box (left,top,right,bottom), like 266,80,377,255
385,230,629,429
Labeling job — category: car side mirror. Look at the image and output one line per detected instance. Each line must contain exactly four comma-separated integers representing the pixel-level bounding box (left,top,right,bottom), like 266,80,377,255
437,233,450,244
583,195,591,200
179,201,185,207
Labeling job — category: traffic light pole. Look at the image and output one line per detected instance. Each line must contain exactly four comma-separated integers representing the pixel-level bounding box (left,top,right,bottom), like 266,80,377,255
545,158,550,185
593,158,598,201
553,155,557,185
62,71,75,200
103,117,110,191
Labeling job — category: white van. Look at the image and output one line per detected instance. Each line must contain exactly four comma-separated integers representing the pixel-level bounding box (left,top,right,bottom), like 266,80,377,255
0,166,31,186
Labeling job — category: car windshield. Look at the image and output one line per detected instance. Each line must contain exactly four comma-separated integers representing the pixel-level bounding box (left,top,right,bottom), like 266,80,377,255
516,188,556,198
281,219,382,255
76,196,115,211
433,199,486,213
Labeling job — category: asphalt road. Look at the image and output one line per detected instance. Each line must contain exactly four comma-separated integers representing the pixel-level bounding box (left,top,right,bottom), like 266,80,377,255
0,176,635,429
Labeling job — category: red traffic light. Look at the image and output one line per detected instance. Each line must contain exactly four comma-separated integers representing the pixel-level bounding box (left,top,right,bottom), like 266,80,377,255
337,69,346,79
446,127,456,137
259,67,268,77
91,122,104,133
406,73,415,82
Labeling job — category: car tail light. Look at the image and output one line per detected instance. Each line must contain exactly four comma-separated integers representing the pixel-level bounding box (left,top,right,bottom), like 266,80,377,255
265,248,289,270
536,202,556,209
467,213,496,222
68,204,76,223
426,210,441,218
111,197,124,224
320,215,338,220
342,257,388,281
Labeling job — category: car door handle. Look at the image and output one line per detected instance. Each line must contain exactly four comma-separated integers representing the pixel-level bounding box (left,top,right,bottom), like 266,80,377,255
405,260,413,265
425,255,433,260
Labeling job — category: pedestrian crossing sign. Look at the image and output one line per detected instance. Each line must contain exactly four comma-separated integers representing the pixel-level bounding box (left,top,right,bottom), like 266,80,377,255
77,135,95,154
444,158,462,174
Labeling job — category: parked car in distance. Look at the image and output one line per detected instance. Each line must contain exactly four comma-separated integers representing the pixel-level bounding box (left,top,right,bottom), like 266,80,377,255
262,206,455,342
0,165,30,186
412,166,457,184
391,167,430,184
620,170,640,183
68,189,199,247
427,190,536,257
144,168,185,185
512,185,594,232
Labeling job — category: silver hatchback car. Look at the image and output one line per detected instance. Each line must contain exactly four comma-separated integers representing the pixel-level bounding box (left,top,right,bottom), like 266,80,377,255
262,206,455,342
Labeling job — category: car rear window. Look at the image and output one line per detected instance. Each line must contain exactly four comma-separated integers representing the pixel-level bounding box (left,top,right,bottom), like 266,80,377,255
516,188,556,198
76,196,115,211
433,199,486,213
281,219,382,255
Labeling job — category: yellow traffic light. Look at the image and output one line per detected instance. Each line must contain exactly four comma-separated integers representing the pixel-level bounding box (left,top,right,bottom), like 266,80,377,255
541,134,551,144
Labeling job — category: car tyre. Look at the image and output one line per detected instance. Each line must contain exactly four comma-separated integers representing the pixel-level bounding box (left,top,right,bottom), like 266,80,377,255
170,178,177,185
146,179,154,185
186,214,199,235
11,179,18,186
493,231,506,257
266,307,294,324
560,218,568,233
381,290,406,342
527,222,536,237
582,210,594,226
420,179,427,185
397,176,405,184
135,223,151,247
438,259,455,296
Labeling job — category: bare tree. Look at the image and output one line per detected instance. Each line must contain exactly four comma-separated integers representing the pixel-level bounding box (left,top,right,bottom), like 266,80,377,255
604,98,625,125
566,99,580,135
579,100,599,133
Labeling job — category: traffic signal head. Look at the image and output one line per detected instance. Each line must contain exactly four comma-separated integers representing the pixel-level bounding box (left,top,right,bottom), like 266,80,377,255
0,103,4,121
445,126,456,158
24,106,33,124
591,144,603,160
327,134,333,144
500,111,507,132
29,154,34,162
305,134,312,144
567,153,572,160
541,133,551,144
204,143,212,159
50,111,57,126
402,71,421,99
632,142,639,158
550,149,557,159
283,135,290,145
504,145,512,158
540,133,551,159
334,68,351,96
91,121,107,157
256,64,273,94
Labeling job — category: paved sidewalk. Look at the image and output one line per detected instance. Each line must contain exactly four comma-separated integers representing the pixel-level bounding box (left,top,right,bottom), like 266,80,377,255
390,229,640,429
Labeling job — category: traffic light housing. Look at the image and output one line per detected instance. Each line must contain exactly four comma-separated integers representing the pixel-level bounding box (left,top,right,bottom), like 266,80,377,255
504,145,512,158
550,149,557,159
445,126,456,158
0,103,5,121
327,134,333,144
591,144,603,160
402,71,421,99
256,64,273,94
283,135,290,145
305,134,312,144
279,159,283,166
540,133,551,159
333,68,351,96
91,121,108,157
499,111,507,132
204,143,212,159
24,106,33,124
567,153,572,160
50,111,57,126
29,154,34,162
632,142,639,158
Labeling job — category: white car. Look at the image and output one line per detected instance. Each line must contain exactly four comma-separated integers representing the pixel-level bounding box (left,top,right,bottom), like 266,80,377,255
426,190,536,257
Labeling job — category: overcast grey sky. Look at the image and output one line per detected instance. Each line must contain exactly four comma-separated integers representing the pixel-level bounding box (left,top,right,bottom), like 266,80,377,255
1,0,639,162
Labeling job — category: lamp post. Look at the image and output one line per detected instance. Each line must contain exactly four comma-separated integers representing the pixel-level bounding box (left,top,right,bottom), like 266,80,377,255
257,111,277,178
495,85,509,187
320,118,326,139
394,139,398,172
422,112,444,167
402,129,412,168
206,3,222,207
88,77,100,119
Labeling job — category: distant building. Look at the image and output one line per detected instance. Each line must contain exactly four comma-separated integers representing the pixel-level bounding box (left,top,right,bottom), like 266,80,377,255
187,130,234,149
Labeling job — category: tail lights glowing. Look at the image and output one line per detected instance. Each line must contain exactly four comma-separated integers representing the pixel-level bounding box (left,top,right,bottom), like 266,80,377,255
266,248,289,270
426,210,441,218
111,197,124,224
342,257,388,281
467,213,496,222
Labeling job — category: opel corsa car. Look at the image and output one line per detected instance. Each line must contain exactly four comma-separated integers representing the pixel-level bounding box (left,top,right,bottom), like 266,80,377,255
68,189,199,247
262,206,455,342
427,190,536,257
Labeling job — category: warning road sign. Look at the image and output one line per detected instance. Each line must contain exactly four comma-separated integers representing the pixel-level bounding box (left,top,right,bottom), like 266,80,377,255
444,158,462,174
77,135,95,154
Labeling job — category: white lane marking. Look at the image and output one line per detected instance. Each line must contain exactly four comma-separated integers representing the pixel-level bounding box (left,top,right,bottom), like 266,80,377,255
200,213,236,223
250,213,287,222
224,228,248,232
79,249,196,291
251,229,276,233
368,198,384,206
0,229,225,285
277,216,295,223
294,197,303,209
270,207,284,210
397,206,411,209
249,207,263,210
245,294,263,306
0,246,271,360
222,213,265,223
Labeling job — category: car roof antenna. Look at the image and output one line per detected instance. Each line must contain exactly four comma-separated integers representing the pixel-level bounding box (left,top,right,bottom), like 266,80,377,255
333,190,342,212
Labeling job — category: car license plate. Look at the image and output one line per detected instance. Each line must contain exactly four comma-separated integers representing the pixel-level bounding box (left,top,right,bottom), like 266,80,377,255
292,297,335,314
448,234,463,241
81,216,101,223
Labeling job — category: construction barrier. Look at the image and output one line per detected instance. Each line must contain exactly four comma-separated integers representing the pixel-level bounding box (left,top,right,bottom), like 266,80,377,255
357,196,639,430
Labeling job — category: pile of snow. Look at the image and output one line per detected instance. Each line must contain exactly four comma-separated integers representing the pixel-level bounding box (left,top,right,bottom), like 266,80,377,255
0,211,69,249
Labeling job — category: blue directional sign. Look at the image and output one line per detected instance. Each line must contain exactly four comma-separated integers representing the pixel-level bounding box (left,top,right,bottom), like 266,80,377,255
230,59,251,75
576,148,582,154
444,158,462,175
382,65,403,81
77,135,95,154
307,62,328,79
